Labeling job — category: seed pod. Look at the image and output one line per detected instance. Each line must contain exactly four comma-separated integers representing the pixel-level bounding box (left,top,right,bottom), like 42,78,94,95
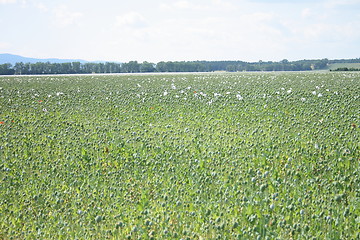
95,215,102,223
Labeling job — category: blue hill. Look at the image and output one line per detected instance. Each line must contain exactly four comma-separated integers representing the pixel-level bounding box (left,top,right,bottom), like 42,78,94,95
0,53,88,65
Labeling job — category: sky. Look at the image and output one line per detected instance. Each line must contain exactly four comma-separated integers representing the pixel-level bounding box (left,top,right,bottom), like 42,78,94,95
1,0,359,63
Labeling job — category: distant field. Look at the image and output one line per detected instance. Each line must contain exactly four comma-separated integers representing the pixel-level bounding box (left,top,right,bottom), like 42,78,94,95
328,63,360,70
1,72,359,239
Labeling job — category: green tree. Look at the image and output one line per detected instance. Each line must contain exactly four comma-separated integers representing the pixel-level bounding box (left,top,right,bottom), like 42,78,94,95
104,62,121,73
72,62,81,74
122,61,140,73
14,62,25,75
314,58,329,69
140,61,155,72
0,63,15,75
156,61,167,72
226,65,236,72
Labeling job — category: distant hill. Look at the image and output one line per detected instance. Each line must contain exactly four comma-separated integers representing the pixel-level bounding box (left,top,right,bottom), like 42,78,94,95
0,53,88,65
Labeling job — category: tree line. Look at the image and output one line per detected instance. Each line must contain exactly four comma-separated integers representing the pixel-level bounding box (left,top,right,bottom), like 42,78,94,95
0,58,359,75
330,67,360,71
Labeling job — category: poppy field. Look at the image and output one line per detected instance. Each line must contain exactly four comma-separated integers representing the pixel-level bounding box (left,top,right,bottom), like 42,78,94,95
0,72,359,239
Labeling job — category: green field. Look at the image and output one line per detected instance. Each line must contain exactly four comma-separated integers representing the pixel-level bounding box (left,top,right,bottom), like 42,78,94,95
1,72,359,239
328,63,360,70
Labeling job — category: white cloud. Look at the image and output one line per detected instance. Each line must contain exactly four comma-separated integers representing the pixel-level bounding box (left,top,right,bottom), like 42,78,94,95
53,5,83,27
281,2,360,43
212,0,237,10
20,0,27,7
0,0,16,4
159,3,170,10
115,12,147,28
0,41,10,49
35,2,48,12
326,0,360,8
301,23,333,40
159,1,205,11
243,12,274,21
160,0,236,12
301,8,312,18
174,1,191,9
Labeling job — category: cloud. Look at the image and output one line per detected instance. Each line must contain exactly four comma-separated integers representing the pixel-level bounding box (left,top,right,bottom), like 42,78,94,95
282,1,360,43
35,2,48,12
160,0,236,11
326,0,360,8
212,0,237,10
0,41,10,49
115,12,147,28
243,12,274,21
160,1,205,11
301,8,312,18
174,1,191,9
0,0,16,4
53,5,83,27
306,22,360,42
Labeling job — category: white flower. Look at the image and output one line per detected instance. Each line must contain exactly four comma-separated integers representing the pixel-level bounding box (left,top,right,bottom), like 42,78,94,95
300,97,306,102
312,91,317,95
163,90,168,96
318,93,323,97
287,89,292,94
236,94,243,100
